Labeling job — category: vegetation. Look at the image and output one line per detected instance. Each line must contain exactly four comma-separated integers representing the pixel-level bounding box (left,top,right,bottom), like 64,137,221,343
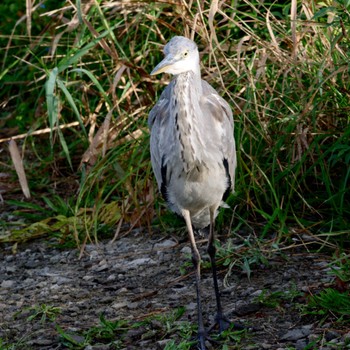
1,0,350,348
1,0,349,244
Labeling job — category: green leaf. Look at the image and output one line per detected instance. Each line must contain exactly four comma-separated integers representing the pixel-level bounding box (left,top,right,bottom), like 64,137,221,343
70,68,112,108
56,78,86,136
45,67,59,142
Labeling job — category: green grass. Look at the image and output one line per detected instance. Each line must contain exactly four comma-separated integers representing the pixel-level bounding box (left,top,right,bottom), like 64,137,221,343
1,0,349,245
57,315,128,349
55,309,197,349
24,304,62,324
303,288,350,324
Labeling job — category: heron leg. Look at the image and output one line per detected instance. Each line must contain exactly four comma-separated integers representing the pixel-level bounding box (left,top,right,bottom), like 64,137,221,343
207,208,231,333
182,209,207,350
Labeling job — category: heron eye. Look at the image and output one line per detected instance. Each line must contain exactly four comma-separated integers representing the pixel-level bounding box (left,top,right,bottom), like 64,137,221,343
183,51,188,57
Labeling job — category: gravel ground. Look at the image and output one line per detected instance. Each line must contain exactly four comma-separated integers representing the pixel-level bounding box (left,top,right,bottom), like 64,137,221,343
0,229,349,349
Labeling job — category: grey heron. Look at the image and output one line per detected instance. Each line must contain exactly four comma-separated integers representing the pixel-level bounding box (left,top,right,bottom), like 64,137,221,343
148,36,236,349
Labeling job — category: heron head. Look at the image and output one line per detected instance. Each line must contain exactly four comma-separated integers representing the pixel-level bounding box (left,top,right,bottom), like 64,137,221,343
151,36,200,76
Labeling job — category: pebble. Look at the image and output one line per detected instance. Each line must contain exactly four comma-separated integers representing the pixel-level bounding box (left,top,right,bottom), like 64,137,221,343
153,239,176,249
56,276,72,284
180,246,191,254
280,326,312,341
295,339,308,350
234,301,261,316
107,274,116,281
1,280,15,288
186,302,197,311
111,302,127,310
23,278,35,285
94,263,109,272
125,258,156,268
5,266,16,273
250,289,263,297
82,275,95,281
128,302,141,310
325,330,340,341
5,255,14,262
30,338,54,346
50,284,60,290
156,339,172,347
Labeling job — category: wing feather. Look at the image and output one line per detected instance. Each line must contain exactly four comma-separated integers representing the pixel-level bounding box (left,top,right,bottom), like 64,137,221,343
201,81,236,193
148,82,174,193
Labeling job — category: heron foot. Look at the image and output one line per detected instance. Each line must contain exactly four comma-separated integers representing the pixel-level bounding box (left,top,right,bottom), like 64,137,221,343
196,330,219,350
208,313,246,334
197,330,207,350
196,317,247,349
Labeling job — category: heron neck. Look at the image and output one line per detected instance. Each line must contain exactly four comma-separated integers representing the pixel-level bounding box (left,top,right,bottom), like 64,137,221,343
172,70,205,172
177,68,202,94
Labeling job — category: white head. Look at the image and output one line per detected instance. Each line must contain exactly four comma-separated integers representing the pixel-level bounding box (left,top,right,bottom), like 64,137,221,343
151,36,200,76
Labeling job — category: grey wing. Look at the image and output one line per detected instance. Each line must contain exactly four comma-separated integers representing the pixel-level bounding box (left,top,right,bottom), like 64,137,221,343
201,80,236,193
148,83,173,194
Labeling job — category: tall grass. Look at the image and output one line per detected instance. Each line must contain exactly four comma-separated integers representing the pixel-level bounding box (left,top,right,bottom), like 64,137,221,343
0,0,349,245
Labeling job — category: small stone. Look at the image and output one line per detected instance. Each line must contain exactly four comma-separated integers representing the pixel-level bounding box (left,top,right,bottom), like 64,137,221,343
107,274,116,281
49,255,61,264
302,324,313,332
88,250,99,259
295,339,308,350
95,264,109,272
66,334,85,344
180,246,191,255
126,258,156,268
111,302,127,310
5,255,14,262
235,302,261,316
250,289,263,297
280,327,311,341
128,302,141,310
5,266,16,273
186,302,197,311
240,286,256,297
82,275,95,281
325,330,340,341
31,338,54,346
156,339,172,348
23,278,35,285
86,345,110,350
1,280,15,288
24,260,40,269
50,284,60,290
154,239,176,249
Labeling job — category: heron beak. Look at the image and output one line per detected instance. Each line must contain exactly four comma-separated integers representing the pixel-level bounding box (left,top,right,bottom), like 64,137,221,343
150,56,176,75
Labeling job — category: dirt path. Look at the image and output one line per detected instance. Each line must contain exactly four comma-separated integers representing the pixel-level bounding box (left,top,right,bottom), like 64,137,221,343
0,230,347,349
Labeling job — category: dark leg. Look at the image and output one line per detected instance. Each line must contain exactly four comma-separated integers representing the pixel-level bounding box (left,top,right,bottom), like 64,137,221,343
192,241,207,349
207,209,230,333
182,209,206,350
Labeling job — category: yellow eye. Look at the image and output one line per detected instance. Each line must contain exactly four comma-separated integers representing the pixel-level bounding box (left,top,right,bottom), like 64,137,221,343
183,51,188,58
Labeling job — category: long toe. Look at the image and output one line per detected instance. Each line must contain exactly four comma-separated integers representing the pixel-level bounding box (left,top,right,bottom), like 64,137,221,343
197,330,220,350
216,314,231,333
198,329,208,350
208,313,244,334
198,335,206,350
